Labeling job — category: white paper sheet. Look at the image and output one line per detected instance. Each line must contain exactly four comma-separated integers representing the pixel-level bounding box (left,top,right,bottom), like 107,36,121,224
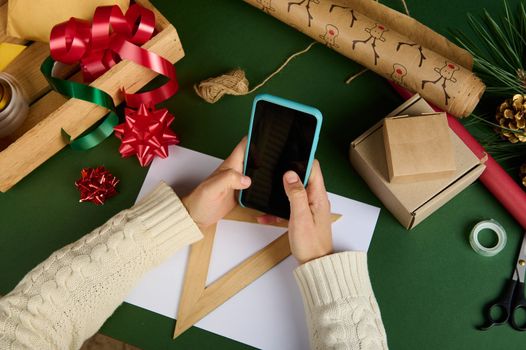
125,146,380,350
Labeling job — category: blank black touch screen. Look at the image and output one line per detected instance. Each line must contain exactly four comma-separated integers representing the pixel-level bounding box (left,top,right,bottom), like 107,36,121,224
240,100,318,219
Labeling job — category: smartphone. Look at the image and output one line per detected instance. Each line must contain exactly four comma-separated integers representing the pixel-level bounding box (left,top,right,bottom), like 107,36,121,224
239,94,322,219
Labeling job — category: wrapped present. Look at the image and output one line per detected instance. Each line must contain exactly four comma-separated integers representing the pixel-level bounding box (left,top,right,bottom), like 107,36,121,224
7,0,129,42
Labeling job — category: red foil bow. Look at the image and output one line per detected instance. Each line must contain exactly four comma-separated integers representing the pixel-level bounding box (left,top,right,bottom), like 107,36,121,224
49,4,178,108
75,166,119,205
114,104,179,166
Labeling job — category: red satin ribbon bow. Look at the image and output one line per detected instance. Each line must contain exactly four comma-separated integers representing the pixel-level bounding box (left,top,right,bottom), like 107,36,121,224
49,4,178,108
114,104,179,167
75,166,119,205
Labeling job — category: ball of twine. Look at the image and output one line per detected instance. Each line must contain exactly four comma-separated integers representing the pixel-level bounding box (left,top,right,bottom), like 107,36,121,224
193,42,318,104
194,69,250,104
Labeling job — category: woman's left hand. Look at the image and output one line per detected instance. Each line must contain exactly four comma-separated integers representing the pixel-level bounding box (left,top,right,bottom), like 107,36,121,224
182,137,251,229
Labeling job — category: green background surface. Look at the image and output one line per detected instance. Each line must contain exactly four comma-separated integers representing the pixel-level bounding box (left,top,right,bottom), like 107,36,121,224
1,0,525,349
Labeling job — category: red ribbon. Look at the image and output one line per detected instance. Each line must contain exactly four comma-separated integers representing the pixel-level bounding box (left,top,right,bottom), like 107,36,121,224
49,4,178,108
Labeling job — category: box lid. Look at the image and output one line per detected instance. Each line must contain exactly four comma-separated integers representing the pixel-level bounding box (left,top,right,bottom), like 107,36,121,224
383,113,456,183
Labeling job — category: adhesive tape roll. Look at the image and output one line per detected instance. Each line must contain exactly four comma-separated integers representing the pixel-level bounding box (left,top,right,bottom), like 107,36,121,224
0,81,10,111
0,74,28,138
469,219,507,257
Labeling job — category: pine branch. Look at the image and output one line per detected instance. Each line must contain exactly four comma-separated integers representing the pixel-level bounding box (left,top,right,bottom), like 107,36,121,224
453,1,526,181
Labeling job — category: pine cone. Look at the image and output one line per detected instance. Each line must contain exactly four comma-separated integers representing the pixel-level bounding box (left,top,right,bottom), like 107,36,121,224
496,94,526,143
521,163,526,188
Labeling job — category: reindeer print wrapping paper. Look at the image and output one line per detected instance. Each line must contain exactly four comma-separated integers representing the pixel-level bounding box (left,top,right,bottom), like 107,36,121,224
243,0,485,117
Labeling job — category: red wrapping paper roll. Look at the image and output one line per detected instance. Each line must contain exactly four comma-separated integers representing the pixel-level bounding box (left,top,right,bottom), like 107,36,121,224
390,82,526,229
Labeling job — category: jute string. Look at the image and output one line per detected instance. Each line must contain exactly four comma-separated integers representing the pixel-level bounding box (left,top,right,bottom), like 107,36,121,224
194,42,317,103
194,0,410,103
401,0,410,16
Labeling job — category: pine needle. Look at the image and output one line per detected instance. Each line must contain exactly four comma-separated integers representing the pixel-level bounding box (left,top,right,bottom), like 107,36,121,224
453,0,526,174
454,1,526,97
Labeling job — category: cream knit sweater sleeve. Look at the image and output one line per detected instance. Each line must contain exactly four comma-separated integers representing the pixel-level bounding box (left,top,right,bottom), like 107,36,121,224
0,182,203,350
294,251,388,350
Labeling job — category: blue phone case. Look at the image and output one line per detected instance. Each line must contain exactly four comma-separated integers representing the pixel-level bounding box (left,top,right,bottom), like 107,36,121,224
238,93,323,209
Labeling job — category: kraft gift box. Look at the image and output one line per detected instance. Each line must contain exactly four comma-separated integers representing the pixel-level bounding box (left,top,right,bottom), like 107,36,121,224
350,94,486,229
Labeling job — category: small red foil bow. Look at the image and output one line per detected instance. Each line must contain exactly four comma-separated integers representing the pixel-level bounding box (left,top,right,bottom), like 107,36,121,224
75,166,119,205
49,4,178,108
114,104,179,167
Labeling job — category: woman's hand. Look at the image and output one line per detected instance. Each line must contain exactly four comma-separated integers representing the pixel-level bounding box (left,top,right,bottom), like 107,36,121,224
182,138,251,229
258,160,333,264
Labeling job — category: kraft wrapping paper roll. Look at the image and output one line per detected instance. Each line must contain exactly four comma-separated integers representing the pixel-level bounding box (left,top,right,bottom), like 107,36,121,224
244,0,485,117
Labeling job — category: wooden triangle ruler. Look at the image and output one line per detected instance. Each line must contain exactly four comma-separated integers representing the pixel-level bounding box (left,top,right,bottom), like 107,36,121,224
173,205,341,338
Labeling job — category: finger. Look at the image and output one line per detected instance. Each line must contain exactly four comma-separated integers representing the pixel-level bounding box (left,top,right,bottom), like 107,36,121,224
220,136,248,172
283,171,312,222
256,214,284,225
208,169,251,193
306,160,330,211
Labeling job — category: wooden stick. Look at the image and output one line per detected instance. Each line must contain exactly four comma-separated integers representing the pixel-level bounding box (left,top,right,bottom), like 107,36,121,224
225,205,342,228
174,225,216,337
225,206,288,227
174,207,341,338
174,231,291,338
80,333,141,350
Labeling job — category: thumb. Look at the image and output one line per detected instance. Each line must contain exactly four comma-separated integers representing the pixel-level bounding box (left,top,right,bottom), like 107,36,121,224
209,169,251,192
283,171,311,221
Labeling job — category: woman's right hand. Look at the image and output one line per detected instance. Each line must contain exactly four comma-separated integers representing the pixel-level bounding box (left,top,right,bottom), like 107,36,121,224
258,160,333,265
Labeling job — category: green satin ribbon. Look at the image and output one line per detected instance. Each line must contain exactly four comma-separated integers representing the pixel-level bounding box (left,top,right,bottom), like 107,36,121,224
40,56,119,150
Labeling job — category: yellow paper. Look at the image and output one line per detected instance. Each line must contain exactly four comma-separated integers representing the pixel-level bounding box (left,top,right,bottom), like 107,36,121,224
0,43,25,71
7,0,130,43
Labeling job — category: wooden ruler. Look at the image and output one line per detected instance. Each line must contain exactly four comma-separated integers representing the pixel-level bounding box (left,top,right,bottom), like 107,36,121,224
174,206,341,337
